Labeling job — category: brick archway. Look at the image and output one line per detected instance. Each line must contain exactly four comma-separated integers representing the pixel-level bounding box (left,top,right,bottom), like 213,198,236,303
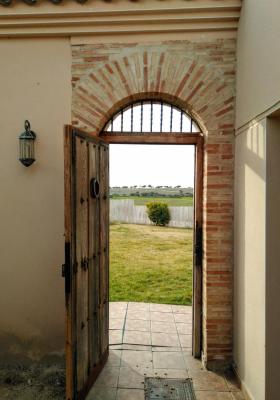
72,40,235,369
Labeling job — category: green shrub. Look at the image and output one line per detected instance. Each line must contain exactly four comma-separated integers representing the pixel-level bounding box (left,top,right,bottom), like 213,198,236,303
146,202,170,226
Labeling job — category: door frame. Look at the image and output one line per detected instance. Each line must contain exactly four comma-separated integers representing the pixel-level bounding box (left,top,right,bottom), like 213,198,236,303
100,131,204,358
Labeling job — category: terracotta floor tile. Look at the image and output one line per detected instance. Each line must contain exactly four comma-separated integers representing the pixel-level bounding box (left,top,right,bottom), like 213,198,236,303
195,391,233,400
154,368,188,379
94,366,119,388
116,388,145,400
231,392,246,400
120,344,152,351
183,351,204,371
110,318,125,330
174,313,192,323
152,346,181,352
87,387,117,400
110,302,128,311
128,302,150,312
110,311,127,320
118,366,152,389
150,311,174,322
151,321,177,333
87,303,243,400
150,303,173,313
109,329,123,345
153,351,186,369
123,330,151,346
224,369,242,391
125,319,150,332
107,349,122,367
151,332,180,347
172,305,192,314
189,370,228,391
127,310,150,321
121,350,153,369
179,334,192,348
176,322,192,335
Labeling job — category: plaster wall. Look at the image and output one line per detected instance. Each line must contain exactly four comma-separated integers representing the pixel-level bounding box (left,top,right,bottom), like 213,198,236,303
235,1,280,398
234,121,266,400
236,0,280,128
265,116,280,400
0,38,71,361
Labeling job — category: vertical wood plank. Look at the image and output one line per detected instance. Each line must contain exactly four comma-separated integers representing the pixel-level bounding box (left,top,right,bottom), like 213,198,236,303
64,126,74,400
99,143,110,355
75,136,89,392
88,142,100,369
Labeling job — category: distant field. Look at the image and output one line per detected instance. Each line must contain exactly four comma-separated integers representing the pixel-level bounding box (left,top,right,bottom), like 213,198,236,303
110,196,193,206
110,223,193,305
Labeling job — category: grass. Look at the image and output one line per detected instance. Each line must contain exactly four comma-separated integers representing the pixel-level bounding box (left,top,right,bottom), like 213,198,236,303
109,223,193,305
110,196,193,206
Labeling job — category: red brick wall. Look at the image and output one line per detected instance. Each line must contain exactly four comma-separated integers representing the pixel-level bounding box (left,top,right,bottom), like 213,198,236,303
71,39,236,369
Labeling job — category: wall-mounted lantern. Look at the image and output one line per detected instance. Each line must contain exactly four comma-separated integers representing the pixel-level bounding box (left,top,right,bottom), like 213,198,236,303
19,120,36,167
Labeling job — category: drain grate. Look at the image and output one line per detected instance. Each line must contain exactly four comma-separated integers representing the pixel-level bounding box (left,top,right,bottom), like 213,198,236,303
144,377,196,400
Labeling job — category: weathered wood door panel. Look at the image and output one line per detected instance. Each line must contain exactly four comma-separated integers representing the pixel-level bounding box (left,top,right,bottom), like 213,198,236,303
99,145,110,356
64,126,109,400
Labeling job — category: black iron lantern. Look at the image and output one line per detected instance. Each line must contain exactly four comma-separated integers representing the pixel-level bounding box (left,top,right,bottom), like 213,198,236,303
19,120,36,167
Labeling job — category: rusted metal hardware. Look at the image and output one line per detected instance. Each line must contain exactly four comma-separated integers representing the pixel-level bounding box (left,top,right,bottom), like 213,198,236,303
90,178,100,199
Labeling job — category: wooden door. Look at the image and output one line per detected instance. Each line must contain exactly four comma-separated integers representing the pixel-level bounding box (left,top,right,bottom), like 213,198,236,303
63,126,109,400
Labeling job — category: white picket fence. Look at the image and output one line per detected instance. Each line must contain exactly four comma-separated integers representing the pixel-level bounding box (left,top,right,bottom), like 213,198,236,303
110,199,193,228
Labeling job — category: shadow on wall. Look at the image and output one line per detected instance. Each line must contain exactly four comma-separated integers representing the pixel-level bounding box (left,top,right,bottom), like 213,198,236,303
234,119,266,398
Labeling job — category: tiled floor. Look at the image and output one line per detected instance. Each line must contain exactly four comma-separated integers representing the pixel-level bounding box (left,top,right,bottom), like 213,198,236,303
87,302,245,400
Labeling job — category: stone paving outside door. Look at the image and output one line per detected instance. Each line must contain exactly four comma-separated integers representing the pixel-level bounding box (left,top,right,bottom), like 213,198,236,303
86,302,245,400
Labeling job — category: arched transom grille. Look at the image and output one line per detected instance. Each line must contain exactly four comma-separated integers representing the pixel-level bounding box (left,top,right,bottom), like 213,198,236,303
104,101,201,134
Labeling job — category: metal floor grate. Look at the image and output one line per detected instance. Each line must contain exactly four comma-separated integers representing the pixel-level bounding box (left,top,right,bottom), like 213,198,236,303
144,377,196,400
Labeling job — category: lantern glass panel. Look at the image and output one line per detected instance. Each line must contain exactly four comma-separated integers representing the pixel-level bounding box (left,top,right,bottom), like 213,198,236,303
20,138,34,159
19,137,35,166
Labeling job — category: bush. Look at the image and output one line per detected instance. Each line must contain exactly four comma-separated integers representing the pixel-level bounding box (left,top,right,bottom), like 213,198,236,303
146,202,170,226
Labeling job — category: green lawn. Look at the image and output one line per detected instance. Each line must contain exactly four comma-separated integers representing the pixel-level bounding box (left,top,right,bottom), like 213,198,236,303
109,223,193,305
110,196,193,206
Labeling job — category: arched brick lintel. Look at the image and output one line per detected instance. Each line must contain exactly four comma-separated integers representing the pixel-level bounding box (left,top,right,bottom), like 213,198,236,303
72,49,235,136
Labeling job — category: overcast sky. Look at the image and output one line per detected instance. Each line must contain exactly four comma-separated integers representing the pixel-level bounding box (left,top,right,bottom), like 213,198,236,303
109,144,194,187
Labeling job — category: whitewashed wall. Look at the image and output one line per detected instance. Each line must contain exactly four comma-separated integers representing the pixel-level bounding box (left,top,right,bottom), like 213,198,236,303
110,199,193,228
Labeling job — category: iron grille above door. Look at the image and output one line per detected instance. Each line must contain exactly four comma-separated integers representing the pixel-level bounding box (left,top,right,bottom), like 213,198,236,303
104,101,201,134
